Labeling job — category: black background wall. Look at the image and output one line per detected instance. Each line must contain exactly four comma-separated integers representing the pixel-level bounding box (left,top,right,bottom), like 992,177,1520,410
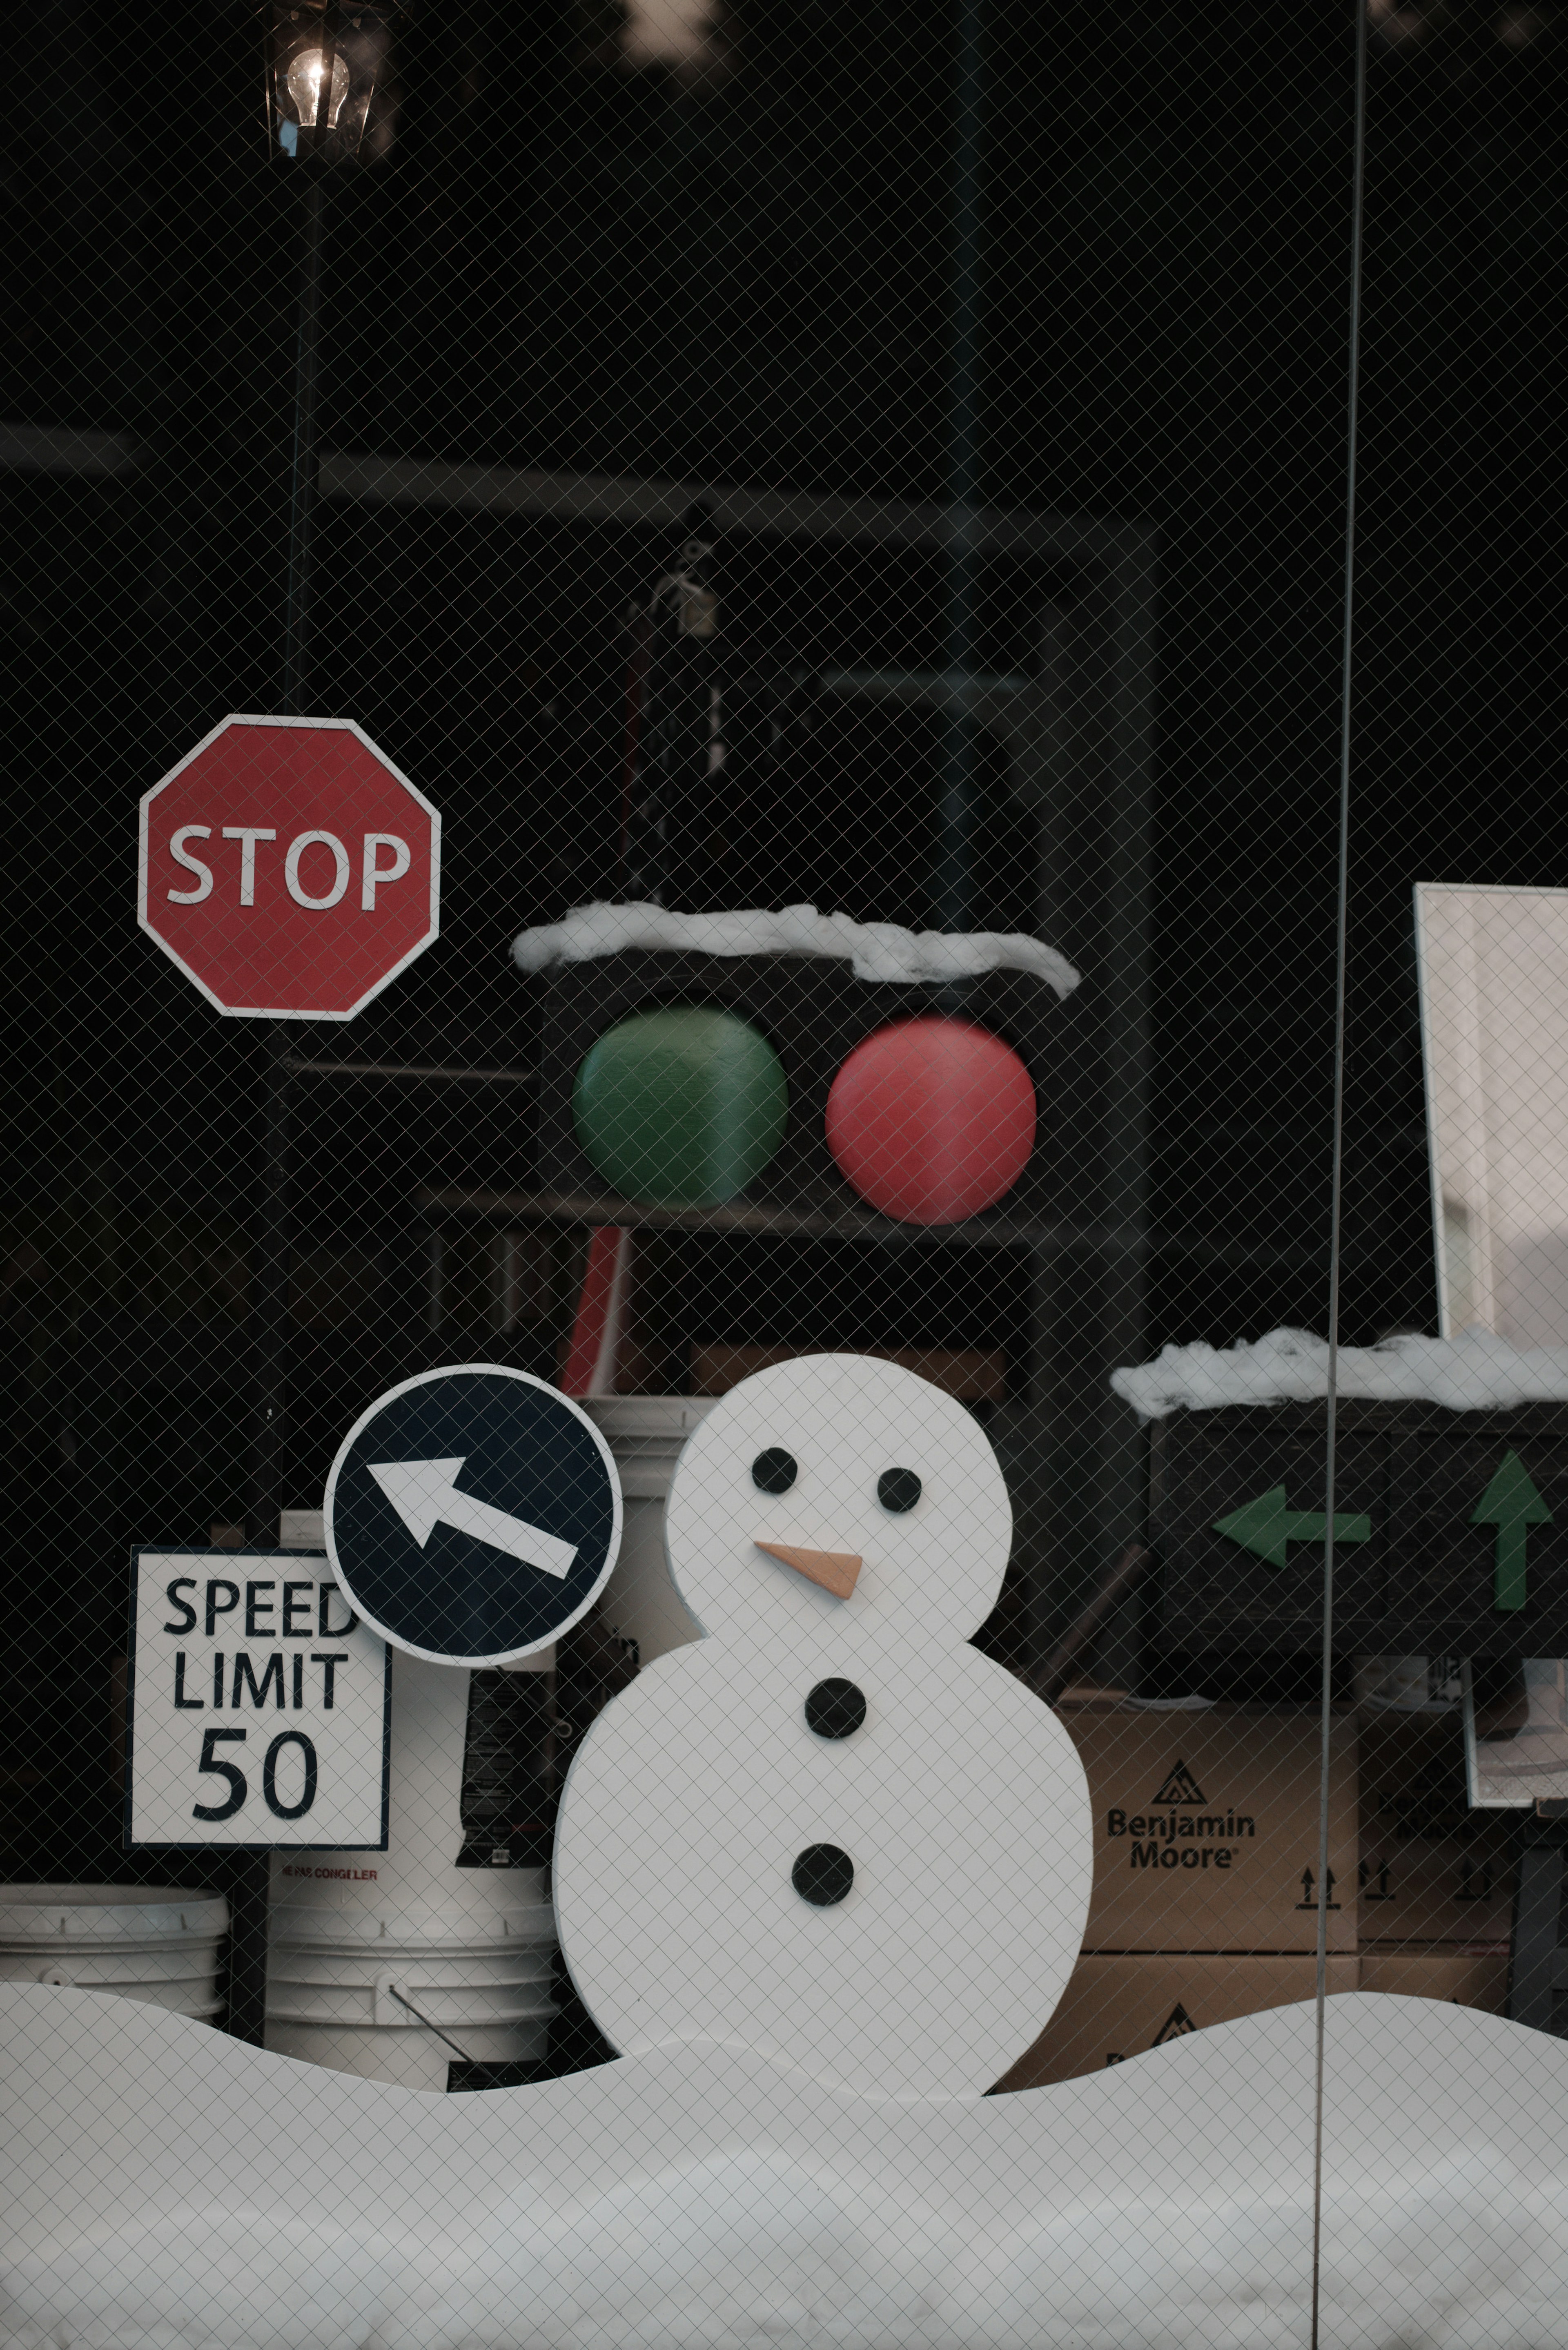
4,0,1566,1879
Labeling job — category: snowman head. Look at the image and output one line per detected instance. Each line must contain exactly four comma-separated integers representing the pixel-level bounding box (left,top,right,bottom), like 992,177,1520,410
664,1353,1011,1650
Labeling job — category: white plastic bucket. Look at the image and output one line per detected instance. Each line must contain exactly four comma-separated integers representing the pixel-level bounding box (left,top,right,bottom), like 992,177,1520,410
267,1649,559,2087
0,1885,228,2019
265,1899,557,2091
582,1396,713,1666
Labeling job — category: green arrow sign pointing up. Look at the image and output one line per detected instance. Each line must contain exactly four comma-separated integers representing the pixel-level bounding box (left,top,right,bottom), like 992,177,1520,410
1472,1451,1552,1612
1213,1486,1373,1568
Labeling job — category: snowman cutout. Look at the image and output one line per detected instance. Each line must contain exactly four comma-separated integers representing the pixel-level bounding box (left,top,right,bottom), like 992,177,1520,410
554,1353,1094,2102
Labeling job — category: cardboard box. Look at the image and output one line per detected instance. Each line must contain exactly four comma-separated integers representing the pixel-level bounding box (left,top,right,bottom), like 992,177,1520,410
994,1953,1361,2090
1359,1945,1509,2013
1357,1842,1517,1942
1358,1712,1521,1943
1063,1709,1358,1951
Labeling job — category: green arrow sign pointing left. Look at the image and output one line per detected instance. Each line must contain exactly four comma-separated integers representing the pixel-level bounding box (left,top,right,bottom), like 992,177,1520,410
1472,1451,1552,1612
1214,1485,1373,1569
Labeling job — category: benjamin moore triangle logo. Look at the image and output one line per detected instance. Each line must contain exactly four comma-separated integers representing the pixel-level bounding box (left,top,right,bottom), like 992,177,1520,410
1152,2003,1197,2045
1150,1759,1207,1806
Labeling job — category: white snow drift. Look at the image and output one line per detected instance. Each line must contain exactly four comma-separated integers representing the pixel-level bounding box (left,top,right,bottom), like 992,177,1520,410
511,902,1080,994
7,2143,1568,2350
4,1987,1568,2350
1112,1322,1568,1419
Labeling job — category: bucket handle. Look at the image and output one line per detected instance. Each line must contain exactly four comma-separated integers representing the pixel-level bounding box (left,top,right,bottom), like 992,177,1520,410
373,1969,475,2064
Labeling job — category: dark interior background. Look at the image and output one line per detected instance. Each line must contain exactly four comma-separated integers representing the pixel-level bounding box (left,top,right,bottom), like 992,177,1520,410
3,0,1564,1897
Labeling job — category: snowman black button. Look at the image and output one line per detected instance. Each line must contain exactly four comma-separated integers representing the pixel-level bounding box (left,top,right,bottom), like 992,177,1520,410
793,1844,854,1906
805,1678,866,1739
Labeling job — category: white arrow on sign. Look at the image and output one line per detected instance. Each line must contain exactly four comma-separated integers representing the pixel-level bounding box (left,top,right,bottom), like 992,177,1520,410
367,1458,579,1580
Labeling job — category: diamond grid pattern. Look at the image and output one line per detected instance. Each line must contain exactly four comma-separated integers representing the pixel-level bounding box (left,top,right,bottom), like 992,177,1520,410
7,0,1568,2339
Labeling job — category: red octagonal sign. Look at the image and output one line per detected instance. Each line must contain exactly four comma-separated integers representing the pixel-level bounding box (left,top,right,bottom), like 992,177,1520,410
138,715,440,1020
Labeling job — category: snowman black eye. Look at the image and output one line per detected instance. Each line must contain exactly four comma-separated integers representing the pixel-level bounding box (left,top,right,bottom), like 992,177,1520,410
753,1448,798,1494
878,1467,922,1513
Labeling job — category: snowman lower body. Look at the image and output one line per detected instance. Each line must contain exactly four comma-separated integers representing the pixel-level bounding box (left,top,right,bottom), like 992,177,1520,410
553,1635,1091,2103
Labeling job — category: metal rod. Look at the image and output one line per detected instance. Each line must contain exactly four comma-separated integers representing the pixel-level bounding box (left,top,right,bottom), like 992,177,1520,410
225,1852,274,2045
935,0,983,937
314,449,1145,564
248,1026,292,1544
1089,546,1158,1681
619,606,653,894
1035,1544,1151,1707
412,1184,1321,1267
1311,2,1370,2339
289,1060,532,1084
247,167,328,1545
226,109,331,2058
282,172,326,718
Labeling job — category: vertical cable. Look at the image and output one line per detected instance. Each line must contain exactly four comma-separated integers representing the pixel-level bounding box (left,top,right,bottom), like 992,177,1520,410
282,171,325,719
1311,2,1370,2341
236,157,327,2044
936,0,982,937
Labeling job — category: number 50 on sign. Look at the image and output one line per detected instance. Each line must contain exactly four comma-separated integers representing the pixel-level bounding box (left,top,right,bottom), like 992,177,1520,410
127,1550,391,1848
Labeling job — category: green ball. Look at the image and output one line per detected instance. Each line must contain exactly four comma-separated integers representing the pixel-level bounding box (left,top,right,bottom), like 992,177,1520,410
573,1006,788,1208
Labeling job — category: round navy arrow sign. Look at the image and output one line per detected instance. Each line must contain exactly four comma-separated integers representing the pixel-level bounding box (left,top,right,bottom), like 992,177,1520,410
324,1367,622,1665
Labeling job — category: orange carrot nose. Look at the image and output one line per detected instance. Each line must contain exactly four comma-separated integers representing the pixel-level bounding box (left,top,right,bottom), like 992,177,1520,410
754,1540,862,1601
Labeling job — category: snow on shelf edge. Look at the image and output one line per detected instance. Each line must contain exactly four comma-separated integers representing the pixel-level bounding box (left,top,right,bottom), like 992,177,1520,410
512,903,1080,995
1111,1326,1568,1420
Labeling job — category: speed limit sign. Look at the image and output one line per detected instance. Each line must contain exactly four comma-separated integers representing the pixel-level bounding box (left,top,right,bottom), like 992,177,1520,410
126,1549,391,1848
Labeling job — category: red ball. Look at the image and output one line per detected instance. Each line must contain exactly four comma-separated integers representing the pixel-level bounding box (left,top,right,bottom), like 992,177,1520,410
825,1017,1036,1225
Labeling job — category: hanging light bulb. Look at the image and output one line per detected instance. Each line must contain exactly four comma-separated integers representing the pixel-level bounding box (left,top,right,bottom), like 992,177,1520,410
264,2,396,163
285,41,350,130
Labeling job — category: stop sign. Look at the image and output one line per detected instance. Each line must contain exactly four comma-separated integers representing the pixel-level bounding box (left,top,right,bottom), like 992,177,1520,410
137,714,440,1019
